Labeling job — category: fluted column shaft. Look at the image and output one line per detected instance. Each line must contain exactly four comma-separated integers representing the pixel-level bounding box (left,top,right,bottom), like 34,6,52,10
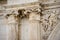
5,14,18,40
29,12,41,40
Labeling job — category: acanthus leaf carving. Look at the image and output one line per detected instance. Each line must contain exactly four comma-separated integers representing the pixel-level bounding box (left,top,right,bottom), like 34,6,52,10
40,9,59,40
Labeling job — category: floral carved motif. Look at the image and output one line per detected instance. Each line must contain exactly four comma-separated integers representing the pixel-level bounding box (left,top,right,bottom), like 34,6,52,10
40,9,59,40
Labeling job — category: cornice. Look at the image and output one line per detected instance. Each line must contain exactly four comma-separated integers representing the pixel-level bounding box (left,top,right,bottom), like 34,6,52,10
2,2,39,10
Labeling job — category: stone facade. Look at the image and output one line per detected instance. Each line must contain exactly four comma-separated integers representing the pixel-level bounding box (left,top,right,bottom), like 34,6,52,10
0,0,60,40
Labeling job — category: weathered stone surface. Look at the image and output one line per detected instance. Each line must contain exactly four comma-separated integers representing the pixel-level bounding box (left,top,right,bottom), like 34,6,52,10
0,0,60,40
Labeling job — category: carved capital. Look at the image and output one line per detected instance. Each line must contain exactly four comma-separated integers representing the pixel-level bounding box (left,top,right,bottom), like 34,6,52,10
4,10,18,24
17,7,41,19
24,8,41,21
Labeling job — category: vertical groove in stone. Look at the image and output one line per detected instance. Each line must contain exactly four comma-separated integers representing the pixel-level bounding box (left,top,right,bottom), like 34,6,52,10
17,15,21,40
7,23,18,40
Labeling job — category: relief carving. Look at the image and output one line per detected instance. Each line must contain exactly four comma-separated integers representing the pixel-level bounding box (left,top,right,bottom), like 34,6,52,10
40,9,59,40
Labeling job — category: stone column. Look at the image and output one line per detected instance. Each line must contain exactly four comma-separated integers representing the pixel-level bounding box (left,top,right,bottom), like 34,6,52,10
5,11,18,40
17,9,31,40
29,11,41,40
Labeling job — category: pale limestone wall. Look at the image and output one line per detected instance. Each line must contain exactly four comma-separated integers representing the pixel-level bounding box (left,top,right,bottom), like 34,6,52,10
0,16,8,40
7,0,38,5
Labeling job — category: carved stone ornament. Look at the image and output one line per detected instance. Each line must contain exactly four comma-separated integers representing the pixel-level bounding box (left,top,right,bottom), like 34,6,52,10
0,1,60,40
4,10,18,24
41,9,59,40
40,2,60,40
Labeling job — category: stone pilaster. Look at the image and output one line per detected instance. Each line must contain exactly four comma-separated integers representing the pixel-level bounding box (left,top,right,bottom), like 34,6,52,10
28,8,41,40
5,10,18,40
